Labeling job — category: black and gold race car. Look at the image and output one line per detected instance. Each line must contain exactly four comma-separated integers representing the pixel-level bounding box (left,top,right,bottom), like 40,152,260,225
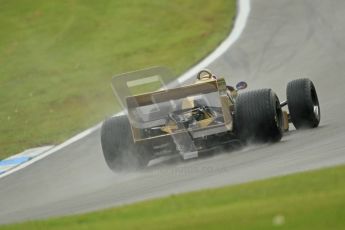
101,67,320,171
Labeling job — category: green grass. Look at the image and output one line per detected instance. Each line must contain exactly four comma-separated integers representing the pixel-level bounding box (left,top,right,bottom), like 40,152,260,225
0,0,236,159
1,165,345,229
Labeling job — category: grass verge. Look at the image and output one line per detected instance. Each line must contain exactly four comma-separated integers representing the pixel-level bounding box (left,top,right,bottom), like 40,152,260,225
0,0,236,159
1,165,345,229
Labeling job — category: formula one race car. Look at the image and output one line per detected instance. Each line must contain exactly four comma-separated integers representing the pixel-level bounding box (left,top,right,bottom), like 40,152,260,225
101,67,320,172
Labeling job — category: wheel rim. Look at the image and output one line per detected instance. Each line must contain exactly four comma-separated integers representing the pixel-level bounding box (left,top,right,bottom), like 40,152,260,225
313,105,319,118
311,87,320,120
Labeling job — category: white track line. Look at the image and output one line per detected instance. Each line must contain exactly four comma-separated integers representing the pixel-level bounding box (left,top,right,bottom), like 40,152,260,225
0,0,251,179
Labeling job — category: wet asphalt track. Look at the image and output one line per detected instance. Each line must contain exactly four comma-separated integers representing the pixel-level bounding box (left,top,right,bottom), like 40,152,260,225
1,0,345,224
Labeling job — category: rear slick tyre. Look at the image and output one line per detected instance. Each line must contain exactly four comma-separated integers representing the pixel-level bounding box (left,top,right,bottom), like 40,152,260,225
100,115,151,172
235,89,283,143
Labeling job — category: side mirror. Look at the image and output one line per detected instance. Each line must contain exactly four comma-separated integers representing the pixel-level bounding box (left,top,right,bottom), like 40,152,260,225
236,81,248,90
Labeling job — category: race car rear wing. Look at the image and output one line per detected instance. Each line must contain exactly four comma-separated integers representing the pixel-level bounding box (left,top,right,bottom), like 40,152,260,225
126,79,219,108
111,67,233,141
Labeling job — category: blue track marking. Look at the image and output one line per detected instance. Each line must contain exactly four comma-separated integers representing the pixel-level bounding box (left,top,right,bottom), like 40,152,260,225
0,145,54,177
0,156,31,166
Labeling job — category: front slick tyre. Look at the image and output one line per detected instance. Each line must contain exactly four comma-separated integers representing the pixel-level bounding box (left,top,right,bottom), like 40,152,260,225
235,89,283,143
100,115,151,172
287,78,320,129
